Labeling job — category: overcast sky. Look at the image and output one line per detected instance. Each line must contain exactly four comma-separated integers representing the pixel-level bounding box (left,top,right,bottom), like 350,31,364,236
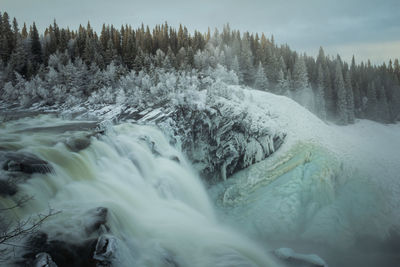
2,0,399,64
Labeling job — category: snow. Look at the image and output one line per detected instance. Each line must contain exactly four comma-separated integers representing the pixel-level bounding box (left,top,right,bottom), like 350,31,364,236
209,87,400,265
242,88,400,232
245,88,400,193
274,247,327,267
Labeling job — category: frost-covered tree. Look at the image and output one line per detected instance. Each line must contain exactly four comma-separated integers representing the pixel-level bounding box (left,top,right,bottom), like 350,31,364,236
291,55,308,91
315,64,327,120
344,70,355,123
0,15,399,124
276,69,289,95
231,55,243,84
377,86,390,122
239,36,254,85
335,60,347,124
253,62,268,91
366,81,378,120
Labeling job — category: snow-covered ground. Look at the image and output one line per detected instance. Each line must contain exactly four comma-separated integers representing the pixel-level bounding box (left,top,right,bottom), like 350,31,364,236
248,88,400,205
209,88,400,266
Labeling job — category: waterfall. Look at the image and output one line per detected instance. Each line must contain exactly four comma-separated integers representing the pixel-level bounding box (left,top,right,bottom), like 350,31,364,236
0,115,279,266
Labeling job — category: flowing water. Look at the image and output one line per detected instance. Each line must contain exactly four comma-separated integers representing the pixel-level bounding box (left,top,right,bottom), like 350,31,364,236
0,115,279,266
1,115,399,267
210,142,399,267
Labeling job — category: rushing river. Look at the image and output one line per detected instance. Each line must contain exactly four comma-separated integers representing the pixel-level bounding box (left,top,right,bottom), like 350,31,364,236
1,115,399,267
0,115,279,266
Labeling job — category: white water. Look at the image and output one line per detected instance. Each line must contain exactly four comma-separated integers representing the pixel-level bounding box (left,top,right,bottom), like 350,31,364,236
0,115,279,266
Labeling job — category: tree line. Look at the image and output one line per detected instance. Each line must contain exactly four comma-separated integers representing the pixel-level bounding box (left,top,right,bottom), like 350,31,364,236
0,11,399,124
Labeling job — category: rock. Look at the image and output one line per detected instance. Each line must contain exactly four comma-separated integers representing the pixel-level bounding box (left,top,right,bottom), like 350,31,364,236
0,152,52,174
85,207,109,235
21,207,112,267
65,136,91,152
0,152,52,196
23,232,98,267
0,178,17,196
93,235,117,266
169,155,180,163
33,252,58,267
273,248,328,267
112,95,285,182
16,122,100,134
159,99,285,182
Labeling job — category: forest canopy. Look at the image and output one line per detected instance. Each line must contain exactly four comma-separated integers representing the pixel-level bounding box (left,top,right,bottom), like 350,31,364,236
0,11,399,124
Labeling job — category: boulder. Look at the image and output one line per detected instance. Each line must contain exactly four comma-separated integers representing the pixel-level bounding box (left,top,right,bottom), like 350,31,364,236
0,152,52,174
93,235,117,266
20,207,113,267
33,252,58,267
0,178,17,196
65,136,91,152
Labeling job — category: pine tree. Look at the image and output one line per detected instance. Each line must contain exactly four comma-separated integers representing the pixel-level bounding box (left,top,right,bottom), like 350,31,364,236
231,55,243,84
7,36,28,78
30,22,42,65
265,50,280,84
253,62,269,91
315,64,327,120
276,68,289,95
377,86,390,122
366,81,378,120
239,36,254,85
291,55,308,91
0,12,13,63
335,60,347,124
21,23,28,39
344,70,355,123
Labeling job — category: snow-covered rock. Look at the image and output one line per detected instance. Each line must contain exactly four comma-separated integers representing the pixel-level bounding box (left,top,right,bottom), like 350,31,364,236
273,247,327,267
160,94,285,181
67,88,286,182
93,235,117,266
33,252,58,267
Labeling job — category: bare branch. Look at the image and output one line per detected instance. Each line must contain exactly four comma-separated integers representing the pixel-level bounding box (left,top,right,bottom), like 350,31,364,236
0,209,60,245
0,195,33,211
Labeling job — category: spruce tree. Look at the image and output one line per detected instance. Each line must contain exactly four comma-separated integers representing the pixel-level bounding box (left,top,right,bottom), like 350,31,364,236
377,86,390,122
231,55,243,83
21,23,28,39
291,55,308,91
344,70,355,123
366,81,378,120
30,22,42,65
0,12,13,63
253,62,269,91
276,68,289,95
239,36,254,85
335,60,347,124
315,64,327,120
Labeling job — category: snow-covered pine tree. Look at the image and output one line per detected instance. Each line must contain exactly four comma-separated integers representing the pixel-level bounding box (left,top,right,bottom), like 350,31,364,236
231,55,243,84
344,70,355,123
366,81,378,120
377,86,390,122
315,64,327,120
291,54,308,91
276,68,289,95
253,62,268,91
239,35,254,85
335,60,348,124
